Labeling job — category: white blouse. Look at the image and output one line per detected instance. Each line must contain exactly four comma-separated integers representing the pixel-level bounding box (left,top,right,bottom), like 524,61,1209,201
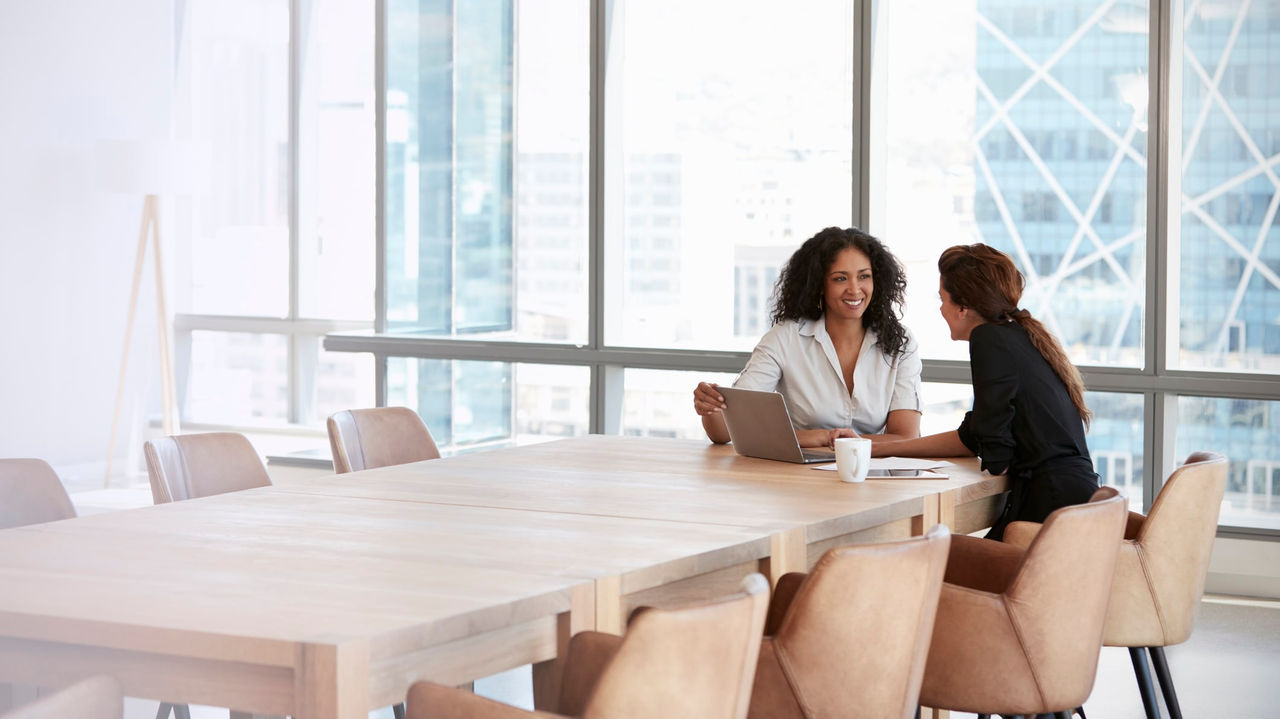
732,317,923,434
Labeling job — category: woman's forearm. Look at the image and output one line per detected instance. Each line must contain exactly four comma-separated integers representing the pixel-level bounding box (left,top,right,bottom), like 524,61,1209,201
871,429,971,458
857,409,921,443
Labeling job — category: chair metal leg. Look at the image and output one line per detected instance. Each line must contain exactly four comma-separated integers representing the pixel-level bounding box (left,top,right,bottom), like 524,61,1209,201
1129,646,1162,719
155,703,172,719
393,702,406,719
1148,646,1183,719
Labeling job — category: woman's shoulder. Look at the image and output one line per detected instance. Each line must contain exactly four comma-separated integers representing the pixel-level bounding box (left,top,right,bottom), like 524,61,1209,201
971,321,1021,341
759,317,814,341
866,324,919,357
749,318,809,355
969,321,1032,356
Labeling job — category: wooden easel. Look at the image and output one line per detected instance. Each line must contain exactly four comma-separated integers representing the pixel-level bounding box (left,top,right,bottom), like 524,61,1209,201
105,194,180,487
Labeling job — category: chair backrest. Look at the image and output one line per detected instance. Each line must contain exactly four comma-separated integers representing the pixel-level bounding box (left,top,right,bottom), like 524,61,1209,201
582,573,770,719
1114,450,1228,645
1004,486,1127,710
0,676,121,719
766,525,950,719
327,407,440,474
0,459,76,530
143,432,271,503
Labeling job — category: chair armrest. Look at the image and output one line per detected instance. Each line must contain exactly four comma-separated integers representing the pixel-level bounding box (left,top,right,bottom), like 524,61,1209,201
558,631,625,716
407,682,562,719
1007,510,1144,545
1124,511,1146,540
943,535,1024,594
763,572,808,636
1003,521,1041,548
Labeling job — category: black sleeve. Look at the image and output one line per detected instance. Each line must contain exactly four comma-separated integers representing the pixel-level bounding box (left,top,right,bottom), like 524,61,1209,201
963,326,1017,475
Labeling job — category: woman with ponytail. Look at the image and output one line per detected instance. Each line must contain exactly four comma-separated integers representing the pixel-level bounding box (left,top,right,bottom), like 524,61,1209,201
872,243,1098,539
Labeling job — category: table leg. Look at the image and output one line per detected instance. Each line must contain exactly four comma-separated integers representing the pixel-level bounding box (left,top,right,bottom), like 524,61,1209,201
759,527,806,586
591,575,625,635
533,582,597,711
913,490,956,536
293,641,369,719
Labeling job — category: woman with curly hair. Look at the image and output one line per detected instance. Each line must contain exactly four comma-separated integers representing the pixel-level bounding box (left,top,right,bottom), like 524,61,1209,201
693,226,923,448
872,243,1098,539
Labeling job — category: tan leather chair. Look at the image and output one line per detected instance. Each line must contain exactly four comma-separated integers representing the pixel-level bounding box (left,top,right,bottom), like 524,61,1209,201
1004,452,1229,719
327,407,441,474
919,487,1127,719
142,433,269,719
406,573,771,719
0,459,76,530
143,432,271,504
747,525,950,719
0,676,122,719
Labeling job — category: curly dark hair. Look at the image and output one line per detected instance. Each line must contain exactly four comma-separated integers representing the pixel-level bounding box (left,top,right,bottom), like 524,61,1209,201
770,226,911,358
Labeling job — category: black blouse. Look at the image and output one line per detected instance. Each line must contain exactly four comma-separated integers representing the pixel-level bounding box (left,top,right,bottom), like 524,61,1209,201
956,322,1092,477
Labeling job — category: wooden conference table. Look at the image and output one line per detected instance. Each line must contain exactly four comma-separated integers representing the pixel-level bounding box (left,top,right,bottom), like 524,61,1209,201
0,436,1007,719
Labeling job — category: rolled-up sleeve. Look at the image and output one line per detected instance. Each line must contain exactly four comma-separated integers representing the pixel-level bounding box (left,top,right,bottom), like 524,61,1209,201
888,336,923,413
733,325,785,392
962,327,1017,475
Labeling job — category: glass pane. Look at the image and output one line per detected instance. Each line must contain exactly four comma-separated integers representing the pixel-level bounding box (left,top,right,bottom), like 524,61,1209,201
383,0,589,342
299,0,375,321
386,358,589,451
881,0,1148,365
604,0,854,350
307,340,377,426
920,382,973,437
1177,396,1280,530
176,0,290,317
1087,391,1145,512
183,331,289,424
621,369,738,440
1176,0,1280,373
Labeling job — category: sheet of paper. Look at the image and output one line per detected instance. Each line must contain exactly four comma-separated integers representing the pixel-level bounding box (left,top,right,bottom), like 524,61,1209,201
813,457,956,471
871,457,956,470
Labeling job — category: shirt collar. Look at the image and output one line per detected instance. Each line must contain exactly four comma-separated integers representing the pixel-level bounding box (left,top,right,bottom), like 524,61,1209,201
799,315,877,346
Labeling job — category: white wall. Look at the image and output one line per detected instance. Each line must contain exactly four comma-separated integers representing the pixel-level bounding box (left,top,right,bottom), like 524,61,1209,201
0,1,174,487
1208,537,1280,600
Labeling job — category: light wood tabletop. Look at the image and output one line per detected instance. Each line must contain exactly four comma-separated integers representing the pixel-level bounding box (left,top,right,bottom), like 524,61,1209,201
0,436,1006,719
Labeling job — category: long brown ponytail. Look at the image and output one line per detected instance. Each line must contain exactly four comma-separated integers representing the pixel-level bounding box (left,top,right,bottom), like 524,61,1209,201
938,244,1092,428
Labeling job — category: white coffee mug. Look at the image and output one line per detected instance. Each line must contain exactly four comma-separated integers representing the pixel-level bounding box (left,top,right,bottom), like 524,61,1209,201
834,437,872,483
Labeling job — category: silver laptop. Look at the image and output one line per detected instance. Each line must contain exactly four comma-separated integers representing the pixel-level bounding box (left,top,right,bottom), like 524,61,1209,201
717,386,837,464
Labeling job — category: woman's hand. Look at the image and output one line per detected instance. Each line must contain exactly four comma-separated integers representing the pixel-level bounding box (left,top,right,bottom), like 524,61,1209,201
693,382,726,416
797,428,859,449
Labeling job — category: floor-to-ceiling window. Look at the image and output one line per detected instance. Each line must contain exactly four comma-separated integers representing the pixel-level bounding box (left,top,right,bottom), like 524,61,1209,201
876,0,1279,531
321,0,1280,534
173,0,376,430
